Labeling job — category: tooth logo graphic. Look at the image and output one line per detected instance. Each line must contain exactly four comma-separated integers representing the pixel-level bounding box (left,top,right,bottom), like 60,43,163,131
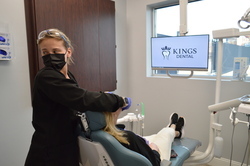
161,46,171,60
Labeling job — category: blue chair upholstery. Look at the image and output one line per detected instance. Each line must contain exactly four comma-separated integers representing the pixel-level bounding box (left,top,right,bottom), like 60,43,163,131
78,111,201,166
78,111,152,166
170,137,201,166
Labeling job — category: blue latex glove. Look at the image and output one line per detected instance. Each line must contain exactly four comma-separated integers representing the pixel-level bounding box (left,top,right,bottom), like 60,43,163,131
122,97,132,111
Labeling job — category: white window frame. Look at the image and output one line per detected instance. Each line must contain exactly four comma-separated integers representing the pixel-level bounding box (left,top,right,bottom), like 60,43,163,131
149,0,250,81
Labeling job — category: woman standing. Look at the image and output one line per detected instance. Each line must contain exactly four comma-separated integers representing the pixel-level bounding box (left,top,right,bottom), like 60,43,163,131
25,28,130,166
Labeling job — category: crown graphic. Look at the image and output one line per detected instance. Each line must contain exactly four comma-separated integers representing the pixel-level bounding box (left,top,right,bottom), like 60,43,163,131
161,46,171,51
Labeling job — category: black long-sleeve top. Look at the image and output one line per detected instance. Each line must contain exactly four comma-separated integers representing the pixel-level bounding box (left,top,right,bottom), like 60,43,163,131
25,67,125,166
121,130,161,166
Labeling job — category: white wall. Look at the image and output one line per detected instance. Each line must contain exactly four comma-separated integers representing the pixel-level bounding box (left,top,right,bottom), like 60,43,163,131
114,0,128,97
0,0,33,166
125,0,250,164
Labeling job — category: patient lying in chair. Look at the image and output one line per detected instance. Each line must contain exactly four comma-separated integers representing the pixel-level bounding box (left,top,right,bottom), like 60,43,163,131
102,108,185,166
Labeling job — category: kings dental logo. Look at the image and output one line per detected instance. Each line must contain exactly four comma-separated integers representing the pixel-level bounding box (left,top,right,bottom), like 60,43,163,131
161,45,197,59
161,46,171,59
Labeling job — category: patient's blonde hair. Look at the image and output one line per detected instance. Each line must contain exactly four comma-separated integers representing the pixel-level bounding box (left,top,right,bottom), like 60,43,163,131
103,112,130,145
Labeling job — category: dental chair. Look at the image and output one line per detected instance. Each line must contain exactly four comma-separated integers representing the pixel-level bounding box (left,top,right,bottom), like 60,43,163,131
78,111,201,166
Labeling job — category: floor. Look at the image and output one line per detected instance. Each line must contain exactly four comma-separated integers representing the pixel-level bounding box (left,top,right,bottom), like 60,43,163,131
182,151,248,166
183,156,248,166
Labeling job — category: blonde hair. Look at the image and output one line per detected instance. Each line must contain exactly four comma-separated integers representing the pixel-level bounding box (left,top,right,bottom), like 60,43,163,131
103,112,130,145
37,28,74,65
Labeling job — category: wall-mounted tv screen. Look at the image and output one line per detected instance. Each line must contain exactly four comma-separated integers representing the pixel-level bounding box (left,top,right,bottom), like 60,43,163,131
151,35,209,71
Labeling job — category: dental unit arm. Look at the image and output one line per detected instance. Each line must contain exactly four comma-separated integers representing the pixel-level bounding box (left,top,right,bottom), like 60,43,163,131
229,95,250,127
117,102,145,124
185,95,250,165
209,95,250,127
117,102,145,135
117,113,138,123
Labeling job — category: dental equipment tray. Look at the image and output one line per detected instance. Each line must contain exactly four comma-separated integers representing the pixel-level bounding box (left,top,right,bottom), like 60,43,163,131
169,137,202,166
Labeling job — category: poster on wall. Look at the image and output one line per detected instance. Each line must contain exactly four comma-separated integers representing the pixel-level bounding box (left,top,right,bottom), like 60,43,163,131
0,32,12,60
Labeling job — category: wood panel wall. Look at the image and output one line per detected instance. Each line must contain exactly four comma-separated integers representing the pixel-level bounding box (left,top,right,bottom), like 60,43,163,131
24,0,116,91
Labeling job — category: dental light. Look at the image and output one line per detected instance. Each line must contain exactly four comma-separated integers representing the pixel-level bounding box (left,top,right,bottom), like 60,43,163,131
238,7,250,29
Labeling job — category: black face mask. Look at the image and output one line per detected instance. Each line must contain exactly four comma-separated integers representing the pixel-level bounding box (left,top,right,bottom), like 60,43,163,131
42,53,66,70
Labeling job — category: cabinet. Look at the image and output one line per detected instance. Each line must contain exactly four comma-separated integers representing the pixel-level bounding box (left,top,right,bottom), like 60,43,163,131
24,0,116,91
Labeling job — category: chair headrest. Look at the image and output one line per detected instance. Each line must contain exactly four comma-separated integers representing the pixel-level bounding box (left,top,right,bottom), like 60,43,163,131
85,111,106,131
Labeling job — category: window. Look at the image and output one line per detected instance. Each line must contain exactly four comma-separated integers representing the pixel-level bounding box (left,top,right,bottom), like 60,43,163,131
152,0,250,80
